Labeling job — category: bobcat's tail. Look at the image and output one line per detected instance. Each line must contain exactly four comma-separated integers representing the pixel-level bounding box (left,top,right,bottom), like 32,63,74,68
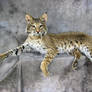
0,45,25,61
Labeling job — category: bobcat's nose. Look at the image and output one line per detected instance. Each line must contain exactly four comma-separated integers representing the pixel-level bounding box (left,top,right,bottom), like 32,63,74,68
36,30,40,34
37,31,39,33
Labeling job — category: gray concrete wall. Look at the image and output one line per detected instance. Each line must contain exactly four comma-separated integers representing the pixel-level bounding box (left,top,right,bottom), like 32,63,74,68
0,0,92,92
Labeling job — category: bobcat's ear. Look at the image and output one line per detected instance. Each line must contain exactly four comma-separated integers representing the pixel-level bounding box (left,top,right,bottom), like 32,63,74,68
40,12,48,22
25,14,33,23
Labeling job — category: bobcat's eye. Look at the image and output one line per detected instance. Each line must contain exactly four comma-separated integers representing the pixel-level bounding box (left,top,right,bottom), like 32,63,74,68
40,25,43,28
31,25,35,28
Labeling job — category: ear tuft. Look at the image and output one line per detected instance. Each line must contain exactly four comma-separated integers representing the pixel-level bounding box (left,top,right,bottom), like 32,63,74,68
40,12,48,22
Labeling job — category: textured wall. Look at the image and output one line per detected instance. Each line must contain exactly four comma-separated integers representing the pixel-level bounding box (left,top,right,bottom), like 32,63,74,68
0,0,92,92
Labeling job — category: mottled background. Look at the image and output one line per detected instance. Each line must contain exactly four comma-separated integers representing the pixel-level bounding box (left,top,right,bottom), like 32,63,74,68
0,0,92,92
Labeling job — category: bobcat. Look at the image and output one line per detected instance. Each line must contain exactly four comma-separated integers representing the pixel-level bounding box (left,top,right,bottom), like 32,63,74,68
0,12,92,76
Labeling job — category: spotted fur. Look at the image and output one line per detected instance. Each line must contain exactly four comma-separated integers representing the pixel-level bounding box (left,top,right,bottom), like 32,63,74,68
0,13,92,76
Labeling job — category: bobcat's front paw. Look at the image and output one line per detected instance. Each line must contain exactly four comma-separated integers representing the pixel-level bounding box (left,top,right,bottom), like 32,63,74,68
40,62,49,77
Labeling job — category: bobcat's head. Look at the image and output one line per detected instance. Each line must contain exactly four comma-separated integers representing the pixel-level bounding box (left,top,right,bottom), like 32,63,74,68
25,13,48,37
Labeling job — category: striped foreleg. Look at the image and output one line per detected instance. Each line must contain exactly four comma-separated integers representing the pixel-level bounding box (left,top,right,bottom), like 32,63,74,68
0,42,28,61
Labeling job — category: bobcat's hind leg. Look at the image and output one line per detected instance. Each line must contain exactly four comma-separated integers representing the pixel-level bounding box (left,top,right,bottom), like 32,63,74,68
70,49,82,70
84,58,92,67
84,48,92,66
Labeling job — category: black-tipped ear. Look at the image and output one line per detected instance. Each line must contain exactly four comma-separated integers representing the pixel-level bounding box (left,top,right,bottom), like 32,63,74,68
40,12,48,22
25,14,33,23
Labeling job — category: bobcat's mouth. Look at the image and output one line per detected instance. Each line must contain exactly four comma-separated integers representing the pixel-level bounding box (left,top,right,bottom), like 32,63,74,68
27,30,47,37
32,31,47,36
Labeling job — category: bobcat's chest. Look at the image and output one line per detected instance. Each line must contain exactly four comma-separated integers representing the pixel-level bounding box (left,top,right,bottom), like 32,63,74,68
28,40,47,54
